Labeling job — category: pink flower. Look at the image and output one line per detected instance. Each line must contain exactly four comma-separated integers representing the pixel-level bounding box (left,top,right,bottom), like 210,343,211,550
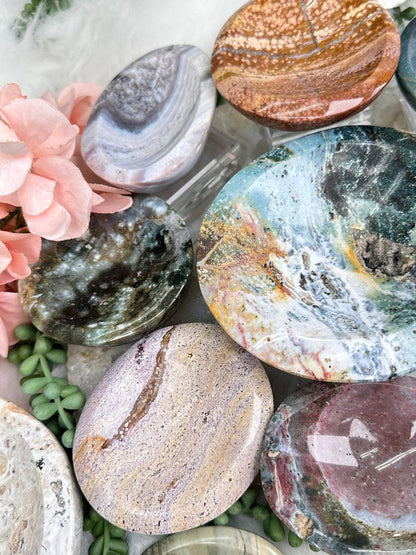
0,82,130,244
17,157,93,241
0,287,29,357
0,83,79,202
0,231,41,285
1,97,78,160
91,183,133,214
57,82,104,132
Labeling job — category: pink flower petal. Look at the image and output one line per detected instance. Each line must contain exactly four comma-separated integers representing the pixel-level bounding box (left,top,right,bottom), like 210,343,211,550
41,91,58,107
0,231,41,285
0,291,29,356
0,193,19,206
2,98,78,159
0,230,41,264
0,84,25,111
31,157,93,240
24,200,71,241
18,173,55,216
0,241,11,273
0,121,18,142
57,83,104,130
91,185,133,214
0,252,29,285
0,140,32,195
0,203,13,219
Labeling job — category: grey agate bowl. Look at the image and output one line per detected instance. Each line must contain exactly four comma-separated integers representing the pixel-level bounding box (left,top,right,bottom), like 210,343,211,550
81,45,217,192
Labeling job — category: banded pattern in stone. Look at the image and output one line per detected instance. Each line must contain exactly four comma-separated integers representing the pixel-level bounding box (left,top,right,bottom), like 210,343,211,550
0,398,82,554
19,195,193,347
211,0,400,130
197,126,416,382
81,45,216,192
73,323,274,534
397,17,416,110
261,377,416,553
143,526,283,554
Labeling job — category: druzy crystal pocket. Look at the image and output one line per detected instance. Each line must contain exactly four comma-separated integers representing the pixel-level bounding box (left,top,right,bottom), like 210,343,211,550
261,377,416,553
81,45,216,192
19,195,193,346
197,126,416,382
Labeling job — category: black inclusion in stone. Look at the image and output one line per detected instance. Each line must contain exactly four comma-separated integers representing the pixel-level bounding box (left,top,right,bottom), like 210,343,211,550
19,195,193,346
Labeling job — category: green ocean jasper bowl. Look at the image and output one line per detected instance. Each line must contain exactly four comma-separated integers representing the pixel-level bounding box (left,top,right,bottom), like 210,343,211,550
19,195,193,346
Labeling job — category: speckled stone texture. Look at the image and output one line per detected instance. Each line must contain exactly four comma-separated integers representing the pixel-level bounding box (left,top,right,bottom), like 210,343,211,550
0,398,82,554
143,526,284,554
261,376,416,553
19,195,193,347
81,45,216,192
397,17,416,110
211,0,400,130
197,126,416,382
73,323,274,534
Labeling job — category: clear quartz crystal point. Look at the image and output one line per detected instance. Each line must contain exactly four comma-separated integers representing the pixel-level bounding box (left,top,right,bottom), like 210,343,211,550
159,103,272,243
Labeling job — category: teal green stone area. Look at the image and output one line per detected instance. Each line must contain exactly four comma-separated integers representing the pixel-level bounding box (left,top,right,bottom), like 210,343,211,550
19,196,193,346
397,17,416,109
197,126,416,382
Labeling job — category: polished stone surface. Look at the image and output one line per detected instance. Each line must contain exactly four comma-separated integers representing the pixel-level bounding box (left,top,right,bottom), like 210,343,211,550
19,195,193,346
0,398,82,554
197,126,416,382
261,376,416,553
82,45,216,192
66,343,133,397
73,323,273,534
397,17,416,110
143,526,283,554
211,0,400,130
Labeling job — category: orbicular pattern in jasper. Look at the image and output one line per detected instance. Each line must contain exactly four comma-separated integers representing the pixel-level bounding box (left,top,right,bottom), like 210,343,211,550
197,126,416,382
73,323,274,534
143,526,283,554
397,17,416,110
81,45,216,192
19,195,193,346
260,376,416,554
0,398,82,554
211,0,400,130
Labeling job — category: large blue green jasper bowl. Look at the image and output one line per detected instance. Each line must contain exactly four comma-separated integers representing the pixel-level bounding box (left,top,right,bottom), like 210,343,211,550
197,126,416,382
20,196,193,346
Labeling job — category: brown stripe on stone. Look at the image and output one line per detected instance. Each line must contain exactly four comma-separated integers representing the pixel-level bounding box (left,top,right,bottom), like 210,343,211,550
101,326,175,449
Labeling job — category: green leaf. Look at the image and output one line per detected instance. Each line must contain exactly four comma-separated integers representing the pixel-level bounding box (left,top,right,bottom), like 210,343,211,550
34,401,58,421
268,514,285,542
240,487,257,510
19,354,40,376
61,428,75,448
213,512,229,525
7,347,22,364
46,349,67,364
21,375,48,394
61,391,86,410
88,535,104,555
108,538,128,555
14,323,36,341
44,382,61,400
34,336,53,355
288,530,303,548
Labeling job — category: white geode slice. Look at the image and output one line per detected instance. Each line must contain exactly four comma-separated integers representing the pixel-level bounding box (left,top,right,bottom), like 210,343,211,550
81,45,216,192
0,398,82,554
